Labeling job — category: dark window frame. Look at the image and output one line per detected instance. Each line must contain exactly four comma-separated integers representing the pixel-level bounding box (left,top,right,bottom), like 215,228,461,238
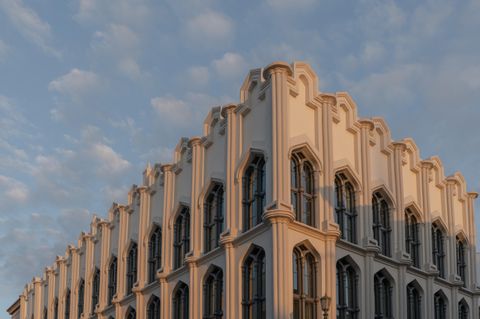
335,173,357,243
242,246,266,319
126,242,138,294
173,282,189,319
291,152,315,226
373,192,392,257
374,271,393,319
148,226,162,283
433,291,447,319
147,295,161,319
174,207,190,269
406,282,422,319
203,266,224,319
242,154,266,232
456,236,467,286
204,183,224,253
292,246,317,319
78,279,84,319
336,258,359,319
65,289,70,319
91,268,100,313
432,224,446,278
405,209,421,268
108,256,117,305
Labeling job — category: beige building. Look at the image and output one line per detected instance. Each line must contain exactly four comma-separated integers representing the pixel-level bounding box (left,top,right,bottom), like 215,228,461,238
8,61,480,319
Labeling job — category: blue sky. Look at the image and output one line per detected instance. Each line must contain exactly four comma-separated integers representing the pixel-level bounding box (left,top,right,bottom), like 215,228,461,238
1,0,480,313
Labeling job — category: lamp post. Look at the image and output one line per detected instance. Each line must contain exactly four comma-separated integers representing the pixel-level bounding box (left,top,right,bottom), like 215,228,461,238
320,295,331,319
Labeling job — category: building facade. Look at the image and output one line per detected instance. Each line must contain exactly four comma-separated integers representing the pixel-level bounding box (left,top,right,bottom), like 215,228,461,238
8,61,480,319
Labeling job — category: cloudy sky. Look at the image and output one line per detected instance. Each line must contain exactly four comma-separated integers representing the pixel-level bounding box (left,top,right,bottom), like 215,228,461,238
1,0,480,312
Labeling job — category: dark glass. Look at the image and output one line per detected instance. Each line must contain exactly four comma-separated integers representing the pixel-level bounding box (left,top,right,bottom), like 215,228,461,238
291,153,315,226
243,155,265,231
242,246,266,319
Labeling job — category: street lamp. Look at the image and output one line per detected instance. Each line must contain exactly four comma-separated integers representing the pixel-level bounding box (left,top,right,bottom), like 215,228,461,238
320,295,331,319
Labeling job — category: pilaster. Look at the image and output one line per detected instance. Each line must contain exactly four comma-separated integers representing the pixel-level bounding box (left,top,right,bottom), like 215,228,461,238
98,221,111,317
467,192,478,289
33,277,43,319
221,104,238,237
420,161,435,271
83,235,94,318
137,186,150,288
445,178,458,282
358,119,376,248
47,268,55,319
189,137,204,257
161,164,174,273
263,62,292,210
186,257,199,319
57,258,67,319
219,237,236,319
70,250,79,319
20,292,27,319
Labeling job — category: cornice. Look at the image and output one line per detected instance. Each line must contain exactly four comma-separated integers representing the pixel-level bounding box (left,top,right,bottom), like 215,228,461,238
262,61,293,80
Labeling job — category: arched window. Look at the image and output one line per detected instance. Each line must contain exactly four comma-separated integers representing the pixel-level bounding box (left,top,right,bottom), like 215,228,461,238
459,299,469,319
242,245,266,319
78,279,84,319
291,152,315,226
433,291,447,319
456,236,467,286
65,289,70,319
374,270,393,319
203,266,223,319
406,282,421,319
147,295,161,319
148,226,162,283
335,173,357,243
204,183,224,253
173,282,189,319
372,192,391,256
126,307,136,319
432,223,445,278
243,154,265,231
108,256,117,305
126,242,138,294
405,209,420,267
336,258,359,319
292,246,317,319
53,298,58,319
174,207,190,269
92,268,100,313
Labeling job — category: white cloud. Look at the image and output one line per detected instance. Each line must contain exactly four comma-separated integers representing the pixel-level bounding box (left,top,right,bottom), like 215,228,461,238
0,0,60,57
48,69,100,98
151,96,191,125
0,175,29,204
89,143,131,175
212,52,247,78
185,10,233,45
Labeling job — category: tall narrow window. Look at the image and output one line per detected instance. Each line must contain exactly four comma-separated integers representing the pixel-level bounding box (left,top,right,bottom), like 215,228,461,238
434,291,447,319
174,207,190,269
335,173,357,243
203,266,223,319
126,307,136,319
291,152,315,226
78,279,84,319
405,209,420,267
92,268,100,313
406,282,421,319
374,271,393,319
173,282,189,319
432,224,445,278
126,243,138,294
242,246,266,319
204,183,224,253
458,299,469,319
373,193,391,256
336,258,359,319
54,298,58,319
108,256,117,305
293,246,317,319
456,236,467,286
243,154,265,231
148,226,162,283
147,295,160,319
65,289,70,319
43,307,47,319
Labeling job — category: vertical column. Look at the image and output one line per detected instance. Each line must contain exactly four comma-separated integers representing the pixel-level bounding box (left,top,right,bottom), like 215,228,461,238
392,142,409,259
57,258,66,319
365,253,375,318
221,105,238,237
136,186,150,288
320,94,338,230
159,278,169,319
47,268,55,319
219,239,236,318
70,249,79,319
263,62,292,210
445,179,457,281
33,278,43,319
84,235,94,318
115,206,128,317
419,161,434,270
20,292,27,319
426,277,433,319
98,221,111,318
467,192,478,289
263,62,294,319
161,165,174,273
358,120,376,248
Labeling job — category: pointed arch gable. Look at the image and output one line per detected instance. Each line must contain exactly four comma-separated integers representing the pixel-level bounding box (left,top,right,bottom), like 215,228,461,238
372,185,396,209
336,255,361,274
405,202,424,222
292,239,321,263
456,230,469,245
241,244,266,265
234,147,267,184
432,217,449,234
172,280,189,294
334,162,362,191
197,178,224,209
289,142,322,172
375,268,395,285
168,203,190,230
406,279,424,294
